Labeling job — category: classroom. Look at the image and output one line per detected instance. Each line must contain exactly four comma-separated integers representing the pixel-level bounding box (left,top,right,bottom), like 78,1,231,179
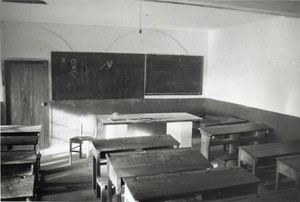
1,0,300,201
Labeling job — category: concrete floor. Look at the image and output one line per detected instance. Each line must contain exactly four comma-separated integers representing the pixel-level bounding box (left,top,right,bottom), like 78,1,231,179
36,134,295,201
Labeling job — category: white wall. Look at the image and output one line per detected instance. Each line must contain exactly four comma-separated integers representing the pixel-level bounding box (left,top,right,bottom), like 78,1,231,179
206,16,300,117
3,22,208,58
2,21,208,101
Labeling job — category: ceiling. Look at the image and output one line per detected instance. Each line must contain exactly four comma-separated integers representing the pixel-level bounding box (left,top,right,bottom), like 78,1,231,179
1,0,298,31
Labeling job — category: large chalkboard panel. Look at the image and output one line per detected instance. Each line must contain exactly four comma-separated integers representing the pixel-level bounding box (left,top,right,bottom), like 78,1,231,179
146,54,203,95
51,52,145,100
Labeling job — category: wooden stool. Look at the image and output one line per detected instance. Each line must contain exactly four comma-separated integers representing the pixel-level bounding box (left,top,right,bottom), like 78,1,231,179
69,136,95,165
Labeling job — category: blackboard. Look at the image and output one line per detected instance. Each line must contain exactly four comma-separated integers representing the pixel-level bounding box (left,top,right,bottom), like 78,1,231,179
145,54,203,95
51,52,145,100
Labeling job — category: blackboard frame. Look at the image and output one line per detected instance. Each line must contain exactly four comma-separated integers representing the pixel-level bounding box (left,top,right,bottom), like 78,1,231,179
145,54,203,95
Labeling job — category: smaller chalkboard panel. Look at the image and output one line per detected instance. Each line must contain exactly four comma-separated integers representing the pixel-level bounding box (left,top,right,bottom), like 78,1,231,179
146,54,203,95
51,52,145,100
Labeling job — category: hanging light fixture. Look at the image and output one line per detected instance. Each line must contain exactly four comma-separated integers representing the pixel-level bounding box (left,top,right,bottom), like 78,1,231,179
139,0,143,34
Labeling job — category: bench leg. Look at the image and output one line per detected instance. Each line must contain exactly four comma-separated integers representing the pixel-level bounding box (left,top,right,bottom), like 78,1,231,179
79,143,82,158
69,142,72,165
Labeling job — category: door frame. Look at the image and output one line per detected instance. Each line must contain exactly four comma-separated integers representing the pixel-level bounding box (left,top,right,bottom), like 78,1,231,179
4,58,51,148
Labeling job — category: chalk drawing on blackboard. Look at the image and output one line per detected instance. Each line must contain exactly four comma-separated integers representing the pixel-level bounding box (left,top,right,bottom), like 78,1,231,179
80,61,89,79
61,57,66,64
69,58,80,78
99,60,114,71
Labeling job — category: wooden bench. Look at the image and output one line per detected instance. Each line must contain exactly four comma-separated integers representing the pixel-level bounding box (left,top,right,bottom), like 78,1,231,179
276,155,300,190
91,135,180,198
1,174,35,201
207,188,300,202
0,125,42,152
107,147,213,202
123,167,261,202
200,122,272,160
239,139,300,176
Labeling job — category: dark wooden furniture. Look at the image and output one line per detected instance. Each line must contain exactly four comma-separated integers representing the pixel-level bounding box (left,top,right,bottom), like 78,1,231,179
238,139,300,176
1,175,35,201
200,122,272,159
196,114,247,154
123,167,261,202
197,115,247,128
1,151,38,201
69,135,95,165
207,189,300,202
91,135,180,198
97,112,201,147
276,155,300,190
106,147,213,202
1,125,42,152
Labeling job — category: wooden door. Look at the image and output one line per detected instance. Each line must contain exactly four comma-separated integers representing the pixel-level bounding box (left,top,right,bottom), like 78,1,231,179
5,60,49,148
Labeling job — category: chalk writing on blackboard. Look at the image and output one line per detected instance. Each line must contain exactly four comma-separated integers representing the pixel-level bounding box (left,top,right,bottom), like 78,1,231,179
69,58,80,78
80,61,89,79
99,60,114,71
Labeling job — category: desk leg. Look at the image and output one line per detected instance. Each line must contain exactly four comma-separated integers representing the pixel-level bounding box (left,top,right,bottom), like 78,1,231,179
108,178,113,202
167,121,192,148
124,184,138,202
252,158,258,176
92,156,96,191
115,178,122,202
229,134,239,154
200,133,211,160
275,161,281,190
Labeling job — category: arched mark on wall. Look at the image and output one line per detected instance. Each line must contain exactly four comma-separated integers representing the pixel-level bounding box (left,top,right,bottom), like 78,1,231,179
153,30,189,55
105,29,189,54
105,31,136,52
39,27,73,51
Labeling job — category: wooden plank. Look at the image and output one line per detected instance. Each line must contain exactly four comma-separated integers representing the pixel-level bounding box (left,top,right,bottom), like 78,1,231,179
1,175,35,199
0,125,42,134
209,189,300,202
8,62,22,125
276,155,300,173
1,136,39,146
98,112,201,125
123,167,261,201
92,134,180,155
200,122,272,137
42,61,50,147
199,115,247,128
21,64,34,125
239,139,300,158
107,148,212,178
1,151,37,165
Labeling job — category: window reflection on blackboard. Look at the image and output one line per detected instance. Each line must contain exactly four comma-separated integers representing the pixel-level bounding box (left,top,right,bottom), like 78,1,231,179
146,54,203,95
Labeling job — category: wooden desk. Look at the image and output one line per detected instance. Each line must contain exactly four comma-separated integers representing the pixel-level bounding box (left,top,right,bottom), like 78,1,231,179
208,189,300,202
238,139,300,176
200,122,272,159
91,135,179,197
123,167,261,202
1,125,42,152
1,175,35,201
198,115,247,128
1,151,37,165
107,147,213,202
97,112,201,147
276,155,300,190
